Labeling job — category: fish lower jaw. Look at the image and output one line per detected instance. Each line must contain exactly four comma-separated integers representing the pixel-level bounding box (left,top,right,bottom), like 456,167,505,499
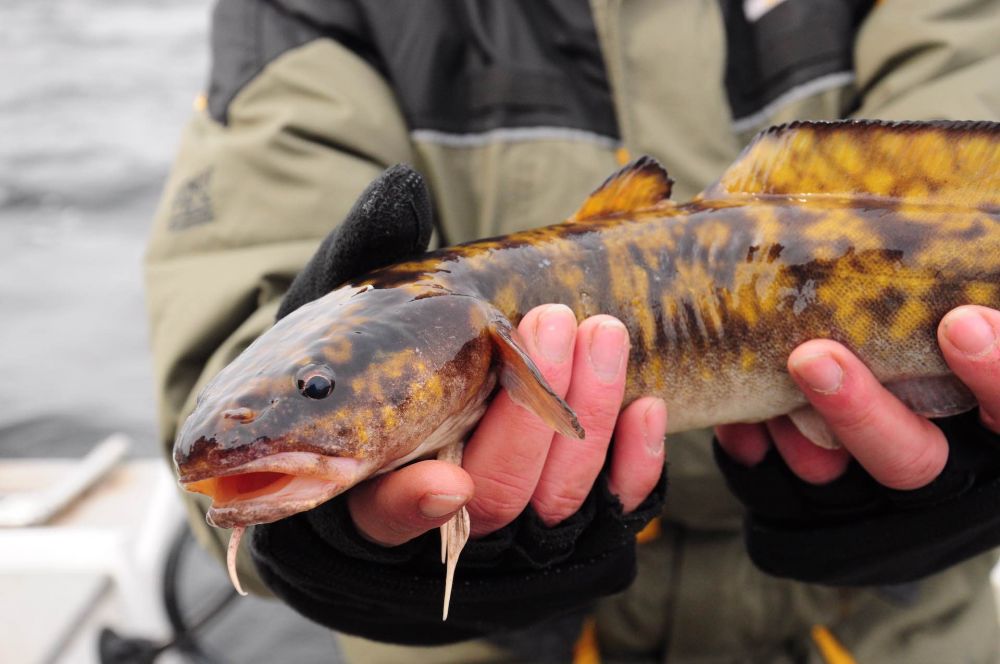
181,452,370,528
205,477,345,528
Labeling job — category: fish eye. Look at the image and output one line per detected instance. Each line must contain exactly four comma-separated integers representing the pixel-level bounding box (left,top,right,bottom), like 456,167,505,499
296,365,335,399
298,374,334,399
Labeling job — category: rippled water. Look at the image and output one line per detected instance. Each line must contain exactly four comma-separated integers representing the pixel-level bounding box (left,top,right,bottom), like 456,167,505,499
1,0,208,456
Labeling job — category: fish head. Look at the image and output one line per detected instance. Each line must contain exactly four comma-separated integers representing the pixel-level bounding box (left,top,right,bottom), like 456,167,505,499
174,285,504,529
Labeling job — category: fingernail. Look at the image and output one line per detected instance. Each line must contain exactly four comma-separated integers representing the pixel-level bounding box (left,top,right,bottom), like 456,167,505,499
418,493,468,519
643,399,668,456
535,305,575,363
944,309,996,357
590,319,628,383
790,353,843,394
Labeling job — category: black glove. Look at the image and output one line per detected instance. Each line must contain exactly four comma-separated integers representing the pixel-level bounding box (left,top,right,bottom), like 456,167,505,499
249,165,666,645
275,164,434,319
714,410,1000,585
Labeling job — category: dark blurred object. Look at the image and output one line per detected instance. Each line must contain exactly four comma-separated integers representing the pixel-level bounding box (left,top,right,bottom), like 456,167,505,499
98,524,237,664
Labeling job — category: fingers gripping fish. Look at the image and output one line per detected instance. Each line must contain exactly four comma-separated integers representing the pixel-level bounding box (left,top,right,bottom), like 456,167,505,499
174,121,1000,619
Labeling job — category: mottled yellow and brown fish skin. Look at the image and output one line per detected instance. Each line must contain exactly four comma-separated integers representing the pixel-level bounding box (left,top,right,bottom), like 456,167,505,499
174,120,1000,527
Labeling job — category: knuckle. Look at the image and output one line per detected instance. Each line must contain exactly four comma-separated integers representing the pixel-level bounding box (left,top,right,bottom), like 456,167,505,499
828,395,880,439
538,361,573,387
533,484,590,525
572,399,621,435
471,494,524,525
470,470,533,525
378,515,420,544
350,506,413,547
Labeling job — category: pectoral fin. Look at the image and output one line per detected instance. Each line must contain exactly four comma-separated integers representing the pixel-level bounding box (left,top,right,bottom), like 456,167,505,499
489,315,585,439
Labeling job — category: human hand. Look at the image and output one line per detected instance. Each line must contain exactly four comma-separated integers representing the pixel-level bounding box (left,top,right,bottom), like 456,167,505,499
347,303,668,546
717,305,1000,490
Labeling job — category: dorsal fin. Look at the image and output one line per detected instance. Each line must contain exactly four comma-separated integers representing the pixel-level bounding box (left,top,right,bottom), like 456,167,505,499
699,120,1000,211
570,156,675,222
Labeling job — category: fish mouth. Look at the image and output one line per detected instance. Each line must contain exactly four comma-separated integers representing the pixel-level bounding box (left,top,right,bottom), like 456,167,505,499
179,452,369,529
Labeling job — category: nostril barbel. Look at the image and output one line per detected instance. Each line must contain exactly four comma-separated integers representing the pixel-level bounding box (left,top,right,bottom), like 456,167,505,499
222,407,256,423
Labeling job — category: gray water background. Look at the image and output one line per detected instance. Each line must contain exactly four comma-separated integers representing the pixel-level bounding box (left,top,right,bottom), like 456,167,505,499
0,0,204,455
2,2,343,660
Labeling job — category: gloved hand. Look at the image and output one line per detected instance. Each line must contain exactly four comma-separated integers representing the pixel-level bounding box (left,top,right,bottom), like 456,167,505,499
275,164,435,319
714,412,1000,585
249,165,667,645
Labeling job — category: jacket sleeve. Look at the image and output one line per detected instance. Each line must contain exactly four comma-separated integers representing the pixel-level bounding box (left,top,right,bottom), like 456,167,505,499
144,0,415,594
851,0,1000,121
